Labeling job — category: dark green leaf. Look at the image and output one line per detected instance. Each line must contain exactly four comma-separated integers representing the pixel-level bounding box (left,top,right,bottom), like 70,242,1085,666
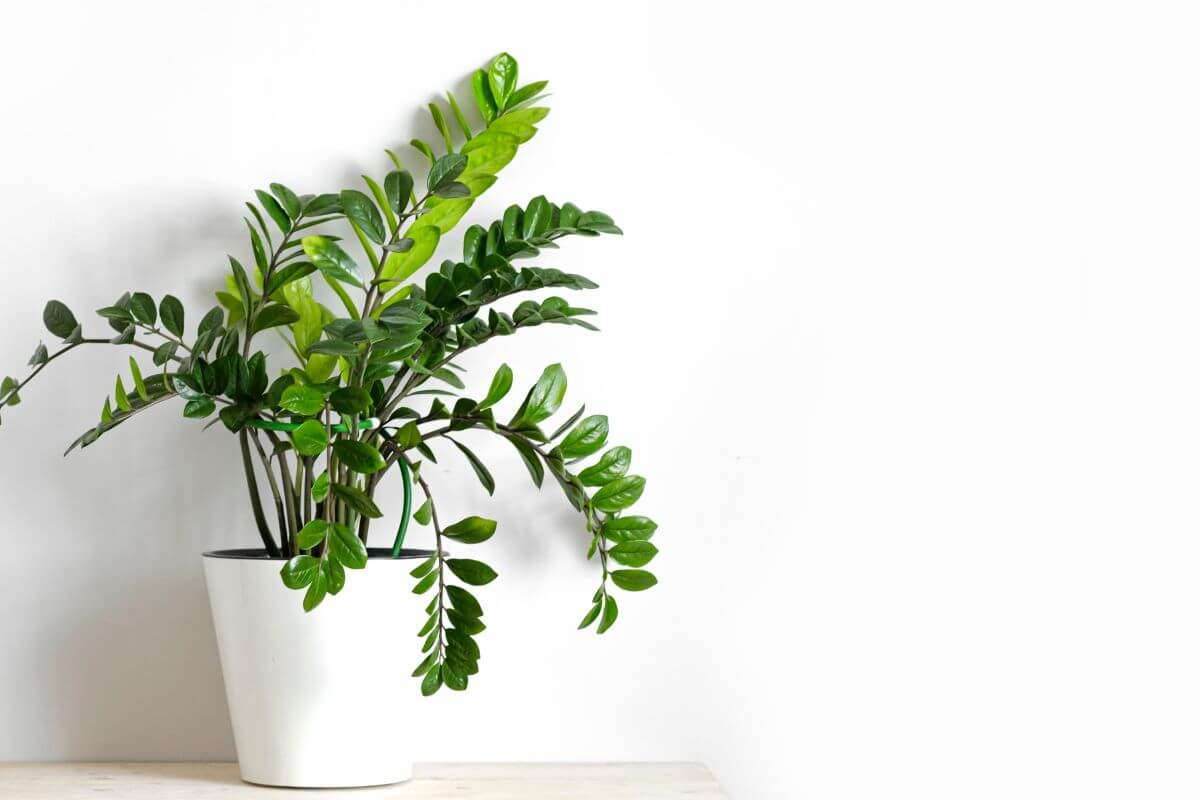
255,189,292,233
340,189,386,245
446,558,497,585
332,482,383,518
183,397,216,418
159,295,185,337
329,387,371,415
611,569,657,592
426,153,468,192
506,434,544,488
447,585,482,617
384,170,413,214
447,437,495,495
130,292,157,326
410,555,436,578
252,303,301,333
269,183,301,219
443,516,496,545
592,475,646,513
43,300,77,339
333,440,386,474
412,571,437,594
265,261,317,295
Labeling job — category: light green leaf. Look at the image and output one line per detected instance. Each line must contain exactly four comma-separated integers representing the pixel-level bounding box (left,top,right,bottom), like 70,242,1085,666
329,522,368,569
443,516,496,545
611,569,657,592
291,419,328,456
296,519,328,550
279,384,324,416
281,555,320,589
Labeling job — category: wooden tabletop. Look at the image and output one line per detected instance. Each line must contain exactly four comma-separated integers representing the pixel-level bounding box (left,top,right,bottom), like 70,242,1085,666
0,762,725,798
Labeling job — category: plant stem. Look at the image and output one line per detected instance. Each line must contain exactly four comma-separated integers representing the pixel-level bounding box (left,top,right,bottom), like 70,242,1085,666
239,430,280,557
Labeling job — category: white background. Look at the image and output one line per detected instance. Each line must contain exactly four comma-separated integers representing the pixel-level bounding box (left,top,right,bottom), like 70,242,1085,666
2,1,1199,798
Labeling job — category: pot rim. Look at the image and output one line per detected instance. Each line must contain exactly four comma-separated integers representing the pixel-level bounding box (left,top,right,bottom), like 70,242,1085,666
203,547,436,561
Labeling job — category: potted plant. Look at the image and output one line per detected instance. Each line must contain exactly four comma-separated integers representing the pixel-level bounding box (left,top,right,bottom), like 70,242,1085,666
3,52,659,788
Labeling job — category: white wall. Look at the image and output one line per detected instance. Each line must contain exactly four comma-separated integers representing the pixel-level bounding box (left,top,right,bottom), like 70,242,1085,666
3,1,1200,798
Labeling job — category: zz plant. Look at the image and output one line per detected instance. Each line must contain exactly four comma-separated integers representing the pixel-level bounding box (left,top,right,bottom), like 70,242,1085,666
5,53,658,695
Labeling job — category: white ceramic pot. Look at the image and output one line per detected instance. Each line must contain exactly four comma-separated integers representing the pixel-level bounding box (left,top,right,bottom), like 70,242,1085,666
203,547,433,788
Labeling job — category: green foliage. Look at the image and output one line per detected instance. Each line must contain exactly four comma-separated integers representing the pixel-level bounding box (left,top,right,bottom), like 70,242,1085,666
10,51,656,694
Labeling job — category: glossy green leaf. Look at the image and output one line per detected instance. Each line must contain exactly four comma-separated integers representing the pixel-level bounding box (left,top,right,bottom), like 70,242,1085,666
269,183,301,219
311,471,330,502
471,69,497,123
592,475,645,513
303,568,328,611
559,415,608,459
446,558,497,586
597,595,619,634
512,363,566,426
380,226,440,284
323,558,346,595
333,440,386,474
443,516,496,545
296,519,328,549
488,52,518,108
279,384,324,416
183,397,215,419
477,363,512,410
330,522,368,569
341,190,386,245
578,446,631,486
384,170,413,214
602,515,657,542
255,189,291,233
302,236,363,288
159,296,185,337
610,540,658,568
291,419,328,456
427,153,468,192
281,554,320,589
265,262,317,296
